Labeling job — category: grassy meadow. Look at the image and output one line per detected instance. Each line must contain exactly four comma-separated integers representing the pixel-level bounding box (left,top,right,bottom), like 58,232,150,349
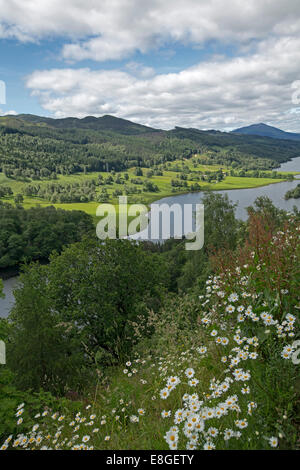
0,157,298,221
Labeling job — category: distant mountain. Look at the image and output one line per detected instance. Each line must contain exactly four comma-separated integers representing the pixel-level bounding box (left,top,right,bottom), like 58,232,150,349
16,114,158,135
232,123,300,141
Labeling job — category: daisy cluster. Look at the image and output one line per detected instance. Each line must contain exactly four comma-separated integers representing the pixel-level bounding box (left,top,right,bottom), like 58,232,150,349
1,404,98,450
0,398,146,450
162,265,298,450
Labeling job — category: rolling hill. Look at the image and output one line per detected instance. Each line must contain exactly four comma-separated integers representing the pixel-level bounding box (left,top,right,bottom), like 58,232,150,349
232,123,300,141
0,114,300,176
16,114,157,135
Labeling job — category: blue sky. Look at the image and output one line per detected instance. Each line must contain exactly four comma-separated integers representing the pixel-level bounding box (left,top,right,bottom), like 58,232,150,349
0,39,58,115
0,37,239,116
1,1,300,131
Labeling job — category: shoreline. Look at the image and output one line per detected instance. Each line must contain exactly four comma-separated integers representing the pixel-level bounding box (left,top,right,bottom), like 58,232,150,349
143,174,300,207
0,258,49,282
0,267,20,281
1,173,299,282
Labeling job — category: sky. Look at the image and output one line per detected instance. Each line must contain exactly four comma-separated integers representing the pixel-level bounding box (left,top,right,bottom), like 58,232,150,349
0,0,300,131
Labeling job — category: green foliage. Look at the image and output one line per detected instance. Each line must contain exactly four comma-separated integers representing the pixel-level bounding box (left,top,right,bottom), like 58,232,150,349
1,191,299,450
285,183,300,200
0,366,81,442
22,179,98,203
177,192,240,292
201,192,239,250
8,239,168,393
14,194,23,204
1,114,300,182
143,179,159,192
247,195,291,227
8,264,89,395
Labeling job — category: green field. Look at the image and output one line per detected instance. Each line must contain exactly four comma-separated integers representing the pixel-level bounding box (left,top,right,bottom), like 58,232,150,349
0,158,298,220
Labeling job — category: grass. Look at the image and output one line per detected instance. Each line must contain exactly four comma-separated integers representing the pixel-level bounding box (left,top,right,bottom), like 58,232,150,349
0,159,298,222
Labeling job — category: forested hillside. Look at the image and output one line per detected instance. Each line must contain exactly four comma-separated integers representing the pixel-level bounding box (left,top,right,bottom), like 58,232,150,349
1,115,300,179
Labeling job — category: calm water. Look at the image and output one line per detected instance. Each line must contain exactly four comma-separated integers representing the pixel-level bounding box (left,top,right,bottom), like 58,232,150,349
0,276,19,318
152,174,300,221
130,156,300,241
161,155,300,220
276,156,300,172
1,156,300,318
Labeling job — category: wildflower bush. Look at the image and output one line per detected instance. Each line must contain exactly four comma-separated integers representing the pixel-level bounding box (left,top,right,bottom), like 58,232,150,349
0,212,299,450
0,366,81,443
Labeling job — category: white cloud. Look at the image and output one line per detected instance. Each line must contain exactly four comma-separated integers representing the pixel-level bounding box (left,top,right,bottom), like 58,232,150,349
125,62,155,79
1,1,300,61
2,1,300,131
0,108,18,116
25,36,300,131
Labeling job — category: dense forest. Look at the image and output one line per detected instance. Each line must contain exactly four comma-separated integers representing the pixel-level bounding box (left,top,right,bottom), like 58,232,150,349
1,115,300,179
0,202,94,270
